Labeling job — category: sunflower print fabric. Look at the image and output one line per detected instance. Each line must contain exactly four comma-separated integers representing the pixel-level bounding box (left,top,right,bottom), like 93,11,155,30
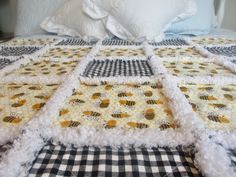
6,60,78,77
6,38,57,46
0,83,58,126
163,60,234,77
57,83,177,130
191,37,236,45
96,47,145,57
41,47,92,60
179,84,236,131
154,47,203,58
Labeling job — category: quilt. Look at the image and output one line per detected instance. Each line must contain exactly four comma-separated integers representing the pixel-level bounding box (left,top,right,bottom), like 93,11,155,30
0,35,236,177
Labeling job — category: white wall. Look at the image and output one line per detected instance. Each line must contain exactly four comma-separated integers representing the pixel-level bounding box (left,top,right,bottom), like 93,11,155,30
221,0,236,31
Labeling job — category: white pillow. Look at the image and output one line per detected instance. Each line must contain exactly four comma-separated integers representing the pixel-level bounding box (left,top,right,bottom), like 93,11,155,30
83,0,197,42
15,0,66,36
41,0,109,41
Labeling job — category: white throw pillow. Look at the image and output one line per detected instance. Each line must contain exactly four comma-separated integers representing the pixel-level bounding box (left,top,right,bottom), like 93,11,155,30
83,0,197,41
41,0,109,41
15,0,66,36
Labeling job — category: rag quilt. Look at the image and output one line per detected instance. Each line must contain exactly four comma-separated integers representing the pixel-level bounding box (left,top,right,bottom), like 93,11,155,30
0,36,236,177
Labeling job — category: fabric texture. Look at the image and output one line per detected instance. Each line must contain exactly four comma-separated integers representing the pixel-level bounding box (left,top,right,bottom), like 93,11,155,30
83,0,197,41
83,60,154,78
0,46,41,57
167,0,215,35
56,38,97,46
0,58,16,70
205,46,236,57
15,0,66,36
29,143,201,177
41,0,108,41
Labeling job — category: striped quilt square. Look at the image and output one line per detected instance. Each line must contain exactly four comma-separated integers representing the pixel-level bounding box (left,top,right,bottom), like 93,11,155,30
0,46,41,57
83,59,153,78
205,46,236,57
56,38,96,46
149,38,188,46
102,39,142,46
0,58,15,70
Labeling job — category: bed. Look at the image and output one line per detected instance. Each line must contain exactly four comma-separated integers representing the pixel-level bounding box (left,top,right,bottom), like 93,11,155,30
1,0,236,177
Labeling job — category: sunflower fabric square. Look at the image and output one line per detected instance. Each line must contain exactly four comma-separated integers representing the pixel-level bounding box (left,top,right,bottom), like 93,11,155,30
0,83,58,126
82,59,153,78
40,47,92,60
179,84,236,131
96,47,145,57
205,46,236,58
149,38,189,47
154,47,203,58
56,38,96,46
5,38,57,46
0,46,41,57
57,83,177,131
191,37,236,46
163,60,234,77
6,60,78,77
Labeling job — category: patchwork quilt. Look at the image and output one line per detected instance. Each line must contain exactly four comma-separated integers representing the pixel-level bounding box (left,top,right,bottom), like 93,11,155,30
0,35,236,177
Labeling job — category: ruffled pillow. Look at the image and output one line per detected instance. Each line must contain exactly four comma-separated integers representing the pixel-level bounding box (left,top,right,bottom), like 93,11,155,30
41,0,109,41
83,0,197,42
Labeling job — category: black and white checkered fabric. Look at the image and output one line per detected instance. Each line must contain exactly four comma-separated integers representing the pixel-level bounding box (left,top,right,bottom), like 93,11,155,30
149,38,189,46
29,144,201,177
83,59,154,78
102,38,142,46
0,58,15,69
0,46,41,57
0,142,12,160
205,46,236,57
56,38,96,46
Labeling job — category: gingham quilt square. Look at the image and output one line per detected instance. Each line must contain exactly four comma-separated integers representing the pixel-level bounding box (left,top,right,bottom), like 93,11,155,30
56,38,96,46
6,59,78,77
205,46,236,57
29,144,201,177
0,58,16,70
96,47,145,57
154,47,203,58
163,60,234,77
56,83,177,130
178,83,236,131
0,46,41,57
40,47,92,60
0,83,58,126
83,59,154,78
102,38,142,46
149,38,189,46
5,38,57,46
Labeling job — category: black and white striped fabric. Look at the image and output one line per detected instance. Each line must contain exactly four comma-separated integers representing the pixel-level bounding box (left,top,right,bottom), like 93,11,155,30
149,38,189,46
56,38,96,46
29,144,201,177
0,46,41,57
205,46,236,57
228,149,236,168
102,38,142,46
83,59,154,78
0,58,15,69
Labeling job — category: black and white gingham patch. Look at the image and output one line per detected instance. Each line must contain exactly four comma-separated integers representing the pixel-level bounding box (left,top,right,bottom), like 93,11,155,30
29,144,201,177
102,38,142,46
0,142,12,160
0,46,41,57
149,38,189,46
205,46,236,57
56,38,96,46
83,59,154,78
0,58,15,69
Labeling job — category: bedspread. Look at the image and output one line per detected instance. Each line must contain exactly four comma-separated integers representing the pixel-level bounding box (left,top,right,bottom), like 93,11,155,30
0,35,236,177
